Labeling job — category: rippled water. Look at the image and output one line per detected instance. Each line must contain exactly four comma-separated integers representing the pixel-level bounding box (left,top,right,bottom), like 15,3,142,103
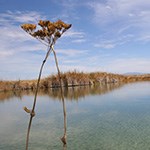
0,82,150,150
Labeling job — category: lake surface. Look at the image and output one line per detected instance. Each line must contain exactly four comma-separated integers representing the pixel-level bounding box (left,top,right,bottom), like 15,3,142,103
0,82,150,150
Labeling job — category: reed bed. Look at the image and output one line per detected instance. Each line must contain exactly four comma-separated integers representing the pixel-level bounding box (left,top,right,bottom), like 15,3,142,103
0,71,150,92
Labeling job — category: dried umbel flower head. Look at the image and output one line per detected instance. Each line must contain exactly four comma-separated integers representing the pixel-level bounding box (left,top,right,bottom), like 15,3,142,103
21,24,36,33
55,20,72,30
38,20,51,27
21,20,72,45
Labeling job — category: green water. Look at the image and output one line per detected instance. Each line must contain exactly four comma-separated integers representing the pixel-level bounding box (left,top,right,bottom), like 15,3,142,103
0,82,150,150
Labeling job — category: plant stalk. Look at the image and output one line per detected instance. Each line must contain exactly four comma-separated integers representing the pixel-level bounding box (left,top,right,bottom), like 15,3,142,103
52,46,67,145
25,44,52,150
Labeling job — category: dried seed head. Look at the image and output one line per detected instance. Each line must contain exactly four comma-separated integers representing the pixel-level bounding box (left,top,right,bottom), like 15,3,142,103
55,31,61,38
47,24,56,34
21,24,36,32
21,19,71,44
38,20,51,27
64,24,72,30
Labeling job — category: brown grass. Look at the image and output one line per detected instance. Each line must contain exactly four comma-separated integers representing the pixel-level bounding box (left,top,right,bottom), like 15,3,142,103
0,71,150,92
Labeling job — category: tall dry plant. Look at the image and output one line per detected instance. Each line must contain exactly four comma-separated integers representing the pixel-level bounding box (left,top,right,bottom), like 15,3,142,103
21,20,71,150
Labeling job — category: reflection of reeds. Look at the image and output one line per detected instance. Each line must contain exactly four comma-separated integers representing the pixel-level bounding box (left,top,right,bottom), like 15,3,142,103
0,83,124,102
48,83,124,100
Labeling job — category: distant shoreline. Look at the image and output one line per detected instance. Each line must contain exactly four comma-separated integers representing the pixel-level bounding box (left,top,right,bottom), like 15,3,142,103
0,71,150,92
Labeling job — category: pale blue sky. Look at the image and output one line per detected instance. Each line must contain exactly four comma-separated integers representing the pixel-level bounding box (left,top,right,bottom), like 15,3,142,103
0,0,150,80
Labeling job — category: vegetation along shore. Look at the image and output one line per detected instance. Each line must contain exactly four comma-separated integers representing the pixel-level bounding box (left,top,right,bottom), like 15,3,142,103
0,71,150,92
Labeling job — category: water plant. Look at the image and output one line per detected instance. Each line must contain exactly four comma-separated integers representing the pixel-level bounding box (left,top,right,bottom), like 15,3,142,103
21,19,71,149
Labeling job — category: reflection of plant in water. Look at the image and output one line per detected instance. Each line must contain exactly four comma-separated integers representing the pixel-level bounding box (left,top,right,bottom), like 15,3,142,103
0,83,125,102
46,83,124,100
21,20,71,149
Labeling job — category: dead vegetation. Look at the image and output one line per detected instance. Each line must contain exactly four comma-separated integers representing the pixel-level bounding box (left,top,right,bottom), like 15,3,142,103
0,71,150,92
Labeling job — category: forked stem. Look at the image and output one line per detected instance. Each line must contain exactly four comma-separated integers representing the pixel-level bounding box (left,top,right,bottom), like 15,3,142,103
21,19,71,150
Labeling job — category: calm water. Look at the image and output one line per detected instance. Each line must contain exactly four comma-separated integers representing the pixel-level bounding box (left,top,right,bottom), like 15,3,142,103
0,82,150,150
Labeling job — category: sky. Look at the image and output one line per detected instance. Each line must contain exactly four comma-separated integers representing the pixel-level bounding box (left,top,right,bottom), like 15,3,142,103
0,0,150,80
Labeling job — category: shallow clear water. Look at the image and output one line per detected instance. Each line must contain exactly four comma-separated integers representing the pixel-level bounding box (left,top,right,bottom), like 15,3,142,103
0,82,150,150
